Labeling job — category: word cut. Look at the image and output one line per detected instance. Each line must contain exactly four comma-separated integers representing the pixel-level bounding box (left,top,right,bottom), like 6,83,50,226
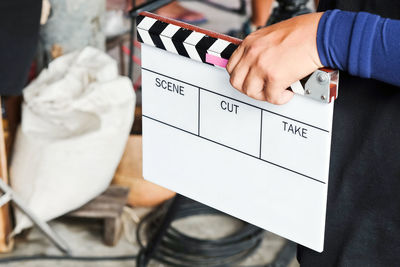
221,100,239,114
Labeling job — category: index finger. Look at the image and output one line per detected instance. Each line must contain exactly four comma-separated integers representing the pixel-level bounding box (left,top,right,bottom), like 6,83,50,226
226,44,244,74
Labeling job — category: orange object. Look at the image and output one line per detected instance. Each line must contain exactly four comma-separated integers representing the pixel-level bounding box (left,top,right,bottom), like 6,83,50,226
0,99,13,252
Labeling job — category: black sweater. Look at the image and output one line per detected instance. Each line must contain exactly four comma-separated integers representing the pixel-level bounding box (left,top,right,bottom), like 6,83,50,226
298,0,400,266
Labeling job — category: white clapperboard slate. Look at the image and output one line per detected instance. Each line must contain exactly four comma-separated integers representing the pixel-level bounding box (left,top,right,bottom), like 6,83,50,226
137,12,339,252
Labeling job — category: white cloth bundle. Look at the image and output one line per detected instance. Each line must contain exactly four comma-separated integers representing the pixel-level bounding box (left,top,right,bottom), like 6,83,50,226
10,47,135,234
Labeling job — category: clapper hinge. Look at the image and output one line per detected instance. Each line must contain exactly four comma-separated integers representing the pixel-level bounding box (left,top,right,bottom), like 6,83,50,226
304,69,339,103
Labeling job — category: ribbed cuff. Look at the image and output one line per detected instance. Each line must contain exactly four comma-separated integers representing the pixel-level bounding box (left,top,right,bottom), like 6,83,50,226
317,9,400,86
317,9,354,70
317,9,382,79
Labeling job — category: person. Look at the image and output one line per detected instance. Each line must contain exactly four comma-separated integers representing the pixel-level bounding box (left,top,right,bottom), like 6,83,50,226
0,0,41,95
227,0,400,266
228,0,275,38
155,1,206,24
129,0,206,24
105,0,206,37
230,0,319,38
247,0,276,33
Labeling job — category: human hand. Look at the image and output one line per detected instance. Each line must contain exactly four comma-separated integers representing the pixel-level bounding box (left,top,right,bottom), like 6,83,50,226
226,12,324,105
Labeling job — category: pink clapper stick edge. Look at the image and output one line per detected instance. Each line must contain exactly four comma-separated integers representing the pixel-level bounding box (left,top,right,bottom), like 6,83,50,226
206,53,229,68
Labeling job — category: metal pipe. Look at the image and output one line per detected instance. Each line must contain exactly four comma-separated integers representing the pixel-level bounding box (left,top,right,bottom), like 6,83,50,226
0,179,71,255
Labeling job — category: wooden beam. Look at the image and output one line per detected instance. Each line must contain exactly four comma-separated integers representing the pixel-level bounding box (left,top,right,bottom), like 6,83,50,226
0,99,14,252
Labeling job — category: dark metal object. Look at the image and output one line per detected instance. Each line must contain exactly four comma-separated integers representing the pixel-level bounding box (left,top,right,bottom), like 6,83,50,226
136,194,297,267
265,241,297,267
0,179,71,255
185,0,247,16
129,0,174,19
136,194,184,267
135,194,265,266
128,17,136,81
268,0,312,25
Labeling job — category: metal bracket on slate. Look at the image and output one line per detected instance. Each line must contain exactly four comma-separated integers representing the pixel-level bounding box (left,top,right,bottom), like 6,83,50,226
304,69,339,103
136,11,339,103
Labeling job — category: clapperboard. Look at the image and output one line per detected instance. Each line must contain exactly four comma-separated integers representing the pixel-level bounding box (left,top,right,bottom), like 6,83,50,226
137,12,339,252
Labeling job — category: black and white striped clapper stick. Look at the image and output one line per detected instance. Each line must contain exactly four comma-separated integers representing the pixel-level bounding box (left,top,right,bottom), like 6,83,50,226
136,12,339,103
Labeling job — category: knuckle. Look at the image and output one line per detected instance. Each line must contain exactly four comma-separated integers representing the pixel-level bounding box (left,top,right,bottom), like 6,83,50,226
229,76,236,87
247,90,259,99
246,43,263,57
255,56,267,68
230,76,241,90
226,63,232,73
269,99,281,105
241,39,249,47
274,99,286,105
226,59,231,68
281,98,291,105
242,83,249,94
243,34,255,44
246,46,258,58
266,71,280,83
265,91,279,104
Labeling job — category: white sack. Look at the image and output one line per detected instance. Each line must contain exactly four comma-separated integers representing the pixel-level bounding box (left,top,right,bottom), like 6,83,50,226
10,46,135,234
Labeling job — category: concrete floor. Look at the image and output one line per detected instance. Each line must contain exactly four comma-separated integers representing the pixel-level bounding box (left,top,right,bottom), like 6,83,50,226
0,0,314,266
0,207,299,267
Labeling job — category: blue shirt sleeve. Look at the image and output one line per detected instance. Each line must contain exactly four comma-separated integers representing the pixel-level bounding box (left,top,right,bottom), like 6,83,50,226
317,9,400,87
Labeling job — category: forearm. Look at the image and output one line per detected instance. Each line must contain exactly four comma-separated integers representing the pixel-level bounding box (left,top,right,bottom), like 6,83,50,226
317,10,400,87
251,0,274,27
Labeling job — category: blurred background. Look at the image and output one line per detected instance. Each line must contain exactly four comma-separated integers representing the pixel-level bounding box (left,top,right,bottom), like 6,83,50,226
0,0,316,266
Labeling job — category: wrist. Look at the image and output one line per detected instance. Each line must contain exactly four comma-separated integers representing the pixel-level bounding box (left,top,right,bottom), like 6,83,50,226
313,12,325,68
